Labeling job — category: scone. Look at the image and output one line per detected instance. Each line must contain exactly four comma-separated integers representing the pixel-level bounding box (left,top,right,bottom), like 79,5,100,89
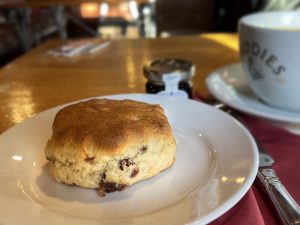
44,98,176,196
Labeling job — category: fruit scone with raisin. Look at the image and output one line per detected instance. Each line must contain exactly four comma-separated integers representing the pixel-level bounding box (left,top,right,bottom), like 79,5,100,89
44,98,176,196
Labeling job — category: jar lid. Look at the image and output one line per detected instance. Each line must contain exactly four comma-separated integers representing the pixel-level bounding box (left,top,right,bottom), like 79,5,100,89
143,58,195,84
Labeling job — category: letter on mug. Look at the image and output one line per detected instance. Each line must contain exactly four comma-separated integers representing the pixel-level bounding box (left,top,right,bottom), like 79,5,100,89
251,42,260,56
273,65,286,75
266,55,278,68
260,49,268,60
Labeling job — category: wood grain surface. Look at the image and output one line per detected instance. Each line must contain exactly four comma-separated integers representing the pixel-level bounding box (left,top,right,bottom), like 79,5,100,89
0,34,239,133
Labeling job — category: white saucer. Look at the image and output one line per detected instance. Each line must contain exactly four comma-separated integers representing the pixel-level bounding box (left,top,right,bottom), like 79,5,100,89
206,63,300,124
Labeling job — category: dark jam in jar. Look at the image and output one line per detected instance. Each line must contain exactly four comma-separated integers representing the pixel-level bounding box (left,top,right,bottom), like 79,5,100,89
143,59,195,98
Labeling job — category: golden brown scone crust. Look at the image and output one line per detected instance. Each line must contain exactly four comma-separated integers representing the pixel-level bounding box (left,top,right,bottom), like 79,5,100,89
44,99,176,194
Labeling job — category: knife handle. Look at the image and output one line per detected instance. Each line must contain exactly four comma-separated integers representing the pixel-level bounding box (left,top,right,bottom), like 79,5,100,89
257,168,300,225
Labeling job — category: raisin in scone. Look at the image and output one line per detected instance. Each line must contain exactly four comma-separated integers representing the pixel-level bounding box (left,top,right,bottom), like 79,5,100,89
44,98,176,196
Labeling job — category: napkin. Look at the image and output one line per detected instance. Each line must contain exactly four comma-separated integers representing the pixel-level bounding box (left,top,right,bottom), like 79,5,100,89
47,40,110,58
193,93,300,225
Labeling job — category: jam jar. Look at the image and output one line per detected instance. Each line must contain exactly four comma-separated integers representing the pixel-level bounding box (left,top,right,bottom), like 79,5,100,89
143,58,195,98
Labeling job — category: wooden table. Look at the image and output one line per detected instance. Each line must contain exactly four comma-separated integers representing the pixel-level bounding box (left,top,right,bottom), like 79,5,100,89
0,33,239,133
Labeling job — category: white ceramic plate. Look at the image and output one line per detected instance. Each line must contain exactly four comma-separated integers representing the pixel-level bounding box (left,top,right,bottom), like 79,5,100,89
0,94,258,225
206,63,300,123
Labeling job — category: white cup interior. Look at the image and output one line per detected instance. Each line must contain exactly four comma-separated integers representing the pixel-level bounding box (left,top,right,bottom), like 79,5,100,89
240,11,300,30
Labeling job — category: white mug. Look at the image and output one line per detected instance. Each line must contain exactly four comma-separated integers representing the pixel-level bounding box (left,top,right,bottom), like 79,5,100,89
239,11,300,112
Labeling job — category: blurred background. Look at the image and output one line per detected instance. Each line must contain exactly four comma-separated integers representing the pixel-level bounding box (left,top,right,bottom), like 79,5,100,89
0,0,299,67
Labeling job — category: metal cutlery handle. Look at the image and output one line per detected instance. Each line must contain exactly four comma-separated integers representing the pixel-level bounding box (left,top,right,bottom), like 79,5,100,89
257,168,300,225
